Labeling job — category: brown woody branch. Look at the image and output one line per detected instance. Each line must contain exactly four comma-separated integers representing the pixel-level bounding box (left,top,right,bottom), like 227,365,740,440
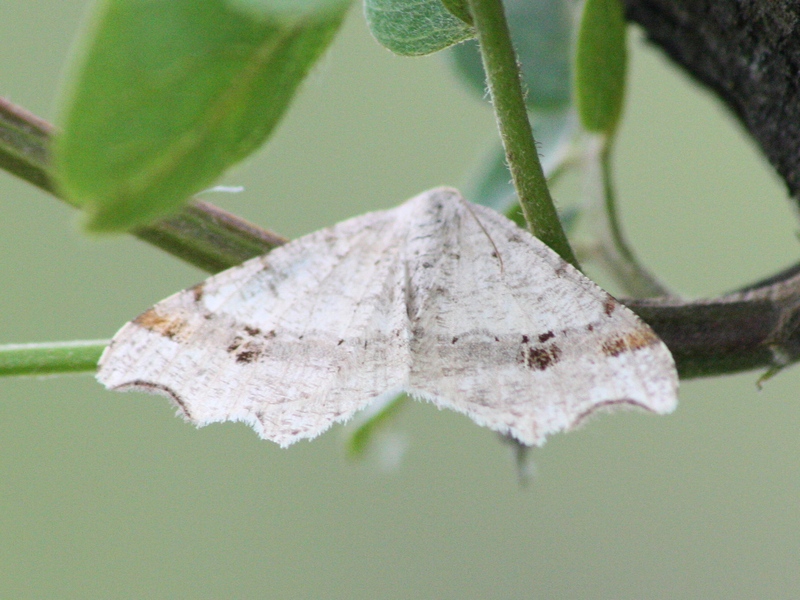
616,1,800,376
623,0,800,202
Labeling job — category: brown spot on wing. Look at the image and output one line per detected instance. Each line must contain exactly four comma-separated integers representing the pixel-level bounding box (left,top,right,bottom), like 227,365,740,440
538,331,555,343
236,349,260,363
133,309,189,340
522,344,562,370
603,297,616,316
191,283,205,302
227,336,243,352
601,329,660,357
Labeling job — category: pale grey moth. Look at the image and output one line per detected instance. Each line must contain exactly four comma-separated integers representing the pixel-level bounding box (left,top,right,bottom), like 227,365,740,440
97,188,678,447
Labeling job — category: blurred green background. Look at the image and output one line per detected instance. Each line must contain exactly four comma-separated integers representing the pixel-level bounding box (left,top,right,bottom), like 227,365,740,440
2,2,800,598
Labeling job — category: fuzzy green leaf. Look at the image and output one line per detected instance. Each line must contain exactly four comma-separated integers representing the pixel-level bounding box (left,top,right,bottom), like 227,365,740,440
364,0,474,56
440,0,473,25
55,0,349,232
574,0,627,134
448,0,573,111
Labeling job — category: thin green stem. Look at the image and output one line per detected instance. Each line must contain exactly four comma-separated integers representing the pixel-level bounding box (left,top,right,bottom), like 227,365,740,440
601,144,634,270
599,142,668,296
0,340,109,377
132,200,287,273
465,0,578,268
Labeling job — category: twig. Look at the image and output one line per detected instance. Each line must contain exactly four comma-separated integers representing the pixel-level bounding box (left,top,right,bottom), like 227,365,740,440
0,97,286,273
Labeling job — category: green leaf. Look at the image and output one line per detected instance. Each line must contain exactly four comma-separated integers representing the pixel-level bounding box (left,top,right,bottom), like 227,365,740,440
448,0,573,111
440,0,473,25
364,0,474,56
226,0,346,19
346,394,407,459
574,0,627,134
55,0,350,232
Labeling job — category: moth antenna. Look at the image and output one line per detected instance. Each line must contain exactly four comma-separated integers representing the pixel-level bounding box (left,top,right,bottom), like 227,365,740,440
462,199,504,273
403,259,415,321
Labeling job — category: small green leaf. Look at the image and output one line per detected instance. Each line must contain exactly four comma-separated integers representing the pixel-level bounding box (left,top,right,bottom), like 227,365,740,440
364,0,474,56
448,0,573,111
55,0,350,232
346,394,407,459
574,0,627,134
440,0,473,25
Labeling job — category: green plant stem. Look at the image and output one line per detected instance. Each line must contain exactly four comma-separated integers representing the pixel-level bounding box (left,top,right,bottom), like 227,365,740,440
0,97,55,194
465,0,578,268
599,142,668,297
132,200,287,273
0,340,108,377
0,96,286,274
601,145,629,263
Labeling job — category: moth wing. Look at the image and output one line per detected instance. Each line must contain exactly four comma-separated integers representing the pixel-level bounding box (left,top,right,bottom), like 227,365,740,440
404,192,678,446
97,206,412,447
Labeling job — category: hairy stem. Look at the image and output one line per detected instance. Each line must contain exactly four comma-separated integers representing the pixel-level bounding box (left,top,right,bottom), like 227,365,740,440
465,0,578,268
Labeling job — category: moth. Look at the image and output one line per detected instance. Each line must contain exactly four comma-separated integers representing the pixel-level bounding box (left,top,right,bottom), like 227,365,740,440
98,188,678,447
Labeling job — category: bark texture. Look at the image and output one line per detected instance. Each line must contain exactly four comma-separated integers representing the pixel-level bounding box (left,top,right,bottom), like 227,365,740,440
623,0,800,200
